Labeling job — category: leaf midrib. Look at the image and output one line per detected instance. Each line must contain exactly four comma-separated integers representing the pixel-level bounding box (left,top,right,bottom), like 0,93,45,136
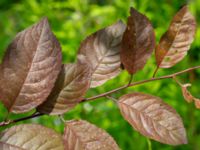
120,101,181,134
9,22,45,112
159,10,187,67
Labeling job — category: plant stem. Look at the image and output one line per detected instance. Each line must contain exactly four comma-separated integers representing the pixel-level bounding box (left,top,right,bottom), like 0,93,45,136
0,112,44,127
0,65,200,127
146,138,152,150
127,74,133,87
172,76,183,86
82,65,200,102
152,66,159,78
106,95,118,103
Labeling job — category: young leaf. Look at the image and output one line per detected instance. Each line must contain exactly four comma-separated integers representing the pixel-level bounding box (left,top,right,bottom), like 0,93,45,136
0,141,24,150
181,83,193,103
120,7,155,74
155,6,196,68
78,21,126,88
0,18,62,113
118,92,187,145
63,120,120,150
37,57,91,115
180,83,200,109
0,124,64,150
194,100,200,109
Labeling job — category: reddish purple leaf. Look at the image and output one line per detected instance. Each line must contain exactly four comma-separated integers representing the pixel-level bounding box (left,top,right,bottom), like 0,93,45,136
63,120,120,150
118,92,187,145
155,6,196,68
38,56,91,115
121,7,155,74
78,21,126,87
0,124,64,150
0,18,62,113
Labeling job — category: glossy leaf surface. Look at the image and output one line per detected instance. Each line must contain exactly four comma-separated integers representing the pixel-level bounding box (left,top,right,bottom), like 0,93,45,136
0,124,64,150
0,18,62,113
121,7,155,74
63,120,120,150
78,21,126,87
155,6,196,68
38,57,91,115
118,92,187,145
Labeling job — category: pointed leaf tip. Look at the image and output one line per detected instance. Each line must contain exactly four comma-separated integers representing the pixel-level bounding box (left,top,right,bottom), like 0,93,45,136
0,18,62,113
118,92,187,145
78,21,126,87
155,5,196,68
121,7,155,74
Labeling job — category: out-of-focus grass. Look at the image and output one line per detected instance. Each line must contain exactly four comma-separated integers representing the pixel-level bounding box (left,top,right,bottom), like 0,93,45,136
0,0,200,149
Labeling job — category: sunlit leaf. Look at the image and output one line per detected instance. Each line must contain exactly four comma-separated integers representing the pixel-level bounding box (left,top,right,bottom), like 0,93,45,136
0,124,64,150
0,141,24,150
78,21,126,88
0,18,62,113
155,5,196,68
63,120,120,150
118,92,187,145
38,56,91,115
121,7,155,74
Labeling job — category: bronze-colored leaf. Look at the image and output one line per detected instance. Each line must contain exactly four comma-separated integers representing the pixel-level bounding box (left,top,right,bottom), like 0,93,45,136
37,57,91,115
181,83,193,103
0,124,64,150
181,83,200,109
120,7,155,74
0,141,24,150
118,92,187,145
63,120,120,150
78,21,126,88
194,99,200,109
0,18,62,113
155,6,196,68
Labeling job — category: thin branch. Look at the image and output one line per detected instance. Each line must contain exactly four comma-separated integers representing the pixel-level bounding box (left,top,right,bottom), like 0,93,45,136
106,95,118,103
1,65,200,127
172,76,182,86
82,65,200,102
0,112,44,127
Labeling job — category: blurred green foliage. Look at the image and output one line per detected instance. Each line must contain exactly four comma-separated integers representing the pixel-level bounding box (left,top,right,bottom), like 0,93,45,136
0,0,200,149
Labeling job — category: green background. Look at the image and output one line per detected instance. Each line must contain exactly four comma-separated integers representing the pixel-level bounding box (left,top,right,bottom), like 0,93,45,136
0,0,200,149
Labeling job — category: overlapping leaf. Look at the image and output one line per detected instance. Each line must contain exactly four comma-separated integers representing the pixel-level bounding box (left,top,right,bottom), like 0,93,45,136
37,57,91,115
155,6,196,68
78,21,126,88
63,120,120,150
0,18,62,113
0,124,64,150
118,92,187,145
120,7,155,74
